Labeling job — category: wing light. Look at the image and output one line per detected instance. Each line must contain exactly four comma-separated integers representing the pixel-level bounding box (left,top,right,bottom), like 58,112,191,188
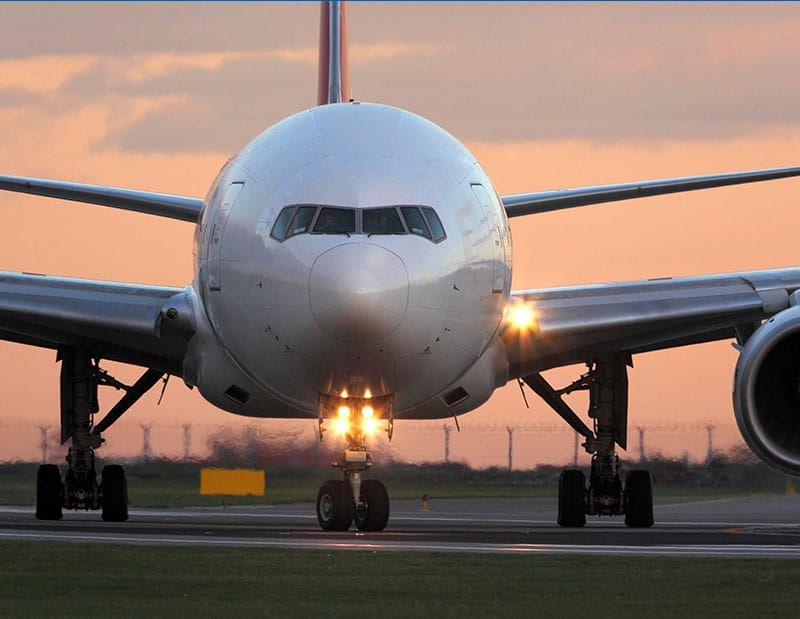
506,302,538,331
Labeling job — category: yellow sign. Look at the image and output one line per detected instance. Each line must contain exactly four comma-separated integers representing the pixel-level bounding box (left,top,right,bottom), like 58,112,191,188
200,468,265,496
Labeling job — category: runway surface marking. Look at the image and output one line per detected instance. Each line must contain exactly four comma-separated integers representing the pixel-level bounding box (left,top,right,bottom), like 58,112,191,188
3,529,800,558
2,495,799,558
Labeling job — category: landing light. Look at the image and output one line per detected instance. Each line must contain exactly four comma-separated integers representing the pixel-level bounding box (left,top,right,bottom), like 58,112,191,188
362,405,374,418
509,304,536,330
338,406,351,418
335,418,350,433
363,418,378,433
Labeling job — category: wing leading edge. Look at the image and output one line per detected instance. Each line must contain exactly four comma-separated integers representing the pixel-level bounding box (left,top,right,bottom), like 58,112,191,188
502,267,800,378
501,166,800,218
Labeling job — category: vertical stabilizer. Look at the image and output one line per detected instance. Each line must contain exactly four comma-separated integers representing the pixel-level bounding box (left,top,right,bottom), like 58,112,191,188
317,1,350,106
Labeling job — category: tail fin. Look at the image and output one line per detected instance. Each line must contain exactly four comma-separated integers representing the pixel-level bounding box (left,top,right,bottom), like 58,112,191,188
317,1,350,106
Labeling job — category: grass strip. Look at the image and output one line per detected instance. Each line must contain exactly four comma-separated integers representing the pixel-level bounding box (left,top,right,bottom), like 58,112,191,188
1,541,800,617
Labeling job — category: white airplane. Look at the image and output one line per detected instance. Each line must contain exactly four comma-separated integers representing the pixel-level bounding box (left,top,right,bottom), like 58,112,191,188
2,2,800,530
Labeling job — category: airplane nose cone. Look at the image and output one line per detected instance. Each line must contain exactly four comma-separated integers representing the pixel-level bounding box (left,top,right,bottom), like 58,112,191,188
309,243,409,343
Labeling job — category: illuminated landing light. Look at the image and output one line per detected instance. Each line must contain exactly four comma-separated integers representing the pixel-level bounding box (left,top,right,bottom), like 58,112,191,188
363,418,378,433
364,388,372,399
362,405,374,418
510,304,536,330
338,406,351,418
335,418,350,433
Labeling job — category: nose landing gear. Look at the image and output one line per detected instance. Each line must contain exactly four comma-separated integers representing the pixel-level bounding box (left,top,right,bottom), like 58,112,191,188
316,401,391,532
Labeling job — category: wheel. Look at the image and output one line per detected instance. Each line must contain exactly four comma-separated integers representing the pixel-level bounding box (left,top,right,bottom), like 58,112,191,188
35,464,63,521
354,479,390,532
557,469,586,527
316,480,354,531
101,465,129,522
624,470,654,527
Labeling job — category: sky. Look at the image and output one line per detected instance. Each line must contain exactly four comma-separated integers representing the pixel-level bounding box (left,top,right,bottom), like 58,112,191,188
1,2,800,467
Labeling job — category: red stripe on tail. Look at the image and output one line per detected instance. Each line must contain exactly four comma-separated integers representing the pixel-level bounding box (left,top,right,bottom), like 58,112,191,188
317,1,350,106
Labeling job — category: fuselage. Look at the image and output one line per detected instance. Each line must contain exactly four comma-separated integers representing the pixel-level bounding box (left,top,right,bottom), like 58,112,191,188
184,102,512,420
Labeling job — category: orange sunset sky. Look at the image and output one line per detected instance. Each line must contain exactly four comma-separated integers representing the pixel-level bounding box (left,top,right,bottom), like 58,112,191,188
1,2,800,467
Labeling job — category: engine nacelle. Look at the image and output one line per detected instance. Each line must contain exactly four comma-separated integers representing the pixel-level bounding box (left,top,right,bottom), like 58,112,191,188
733,305,800,475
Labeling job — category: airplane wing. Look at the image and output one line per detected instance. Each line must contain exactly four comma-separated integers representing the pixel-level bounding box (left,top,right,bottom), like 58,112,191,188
0,272,197,375
501,166,800,217
0,175,203,222
501,267,800,378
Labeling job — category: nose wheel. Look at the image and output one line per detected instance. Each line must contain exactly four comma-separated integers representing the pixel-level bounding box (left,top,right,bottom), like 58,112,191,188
316,480,355,531
315,478,390,532
353,479,390,532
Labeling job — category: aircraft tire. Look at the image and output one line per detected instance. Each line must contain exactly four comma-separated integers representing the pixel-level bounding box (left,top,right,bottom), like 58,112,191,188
557,469,586,527
624,470,654,528
316,480,355,531
101,464,129,522
35,464,63,521
354,479,390,532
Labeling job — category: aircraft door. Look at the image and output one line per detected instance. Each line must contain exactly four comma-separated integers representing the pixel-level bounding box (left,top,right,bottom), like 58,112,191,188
206,182,244,291
470,183,508,294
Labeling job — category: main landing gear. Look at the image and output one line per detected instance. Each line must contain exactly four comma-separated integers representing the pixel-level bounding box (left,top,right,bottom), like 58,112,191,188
524,354,654,528
315,396,392,532
35,348,163,522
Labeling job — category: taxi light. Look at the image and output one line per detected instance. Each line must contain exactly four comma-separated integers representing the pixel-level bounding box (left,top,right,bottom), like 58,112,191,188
337,406,351,418
335,418,350,433
340,389,349,398
362,405,374,418
364,388,372,399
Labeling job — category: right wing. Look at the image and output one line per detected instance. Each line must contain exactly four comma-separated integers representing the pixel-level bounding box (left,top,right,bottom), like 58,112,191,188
502,166,800,218
0,271,197,375
501,267,800,378
0,175,203,222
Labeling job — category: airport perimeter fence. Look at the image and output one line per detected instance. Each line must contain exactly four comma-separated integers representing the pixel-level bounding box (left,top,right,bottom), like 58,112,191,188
1,417,747,472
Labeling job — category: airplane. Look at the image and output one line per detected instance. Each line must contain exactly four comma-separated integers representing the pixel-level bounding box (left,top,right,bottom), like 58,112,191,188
2,1,800,530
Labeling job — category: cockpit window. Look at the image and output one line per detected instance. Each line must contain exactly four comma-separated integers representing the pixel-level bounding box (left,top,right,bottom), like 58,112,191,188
287,206,317,238
313,207,356,234
270,207,295,240
422,207,446,242
400,207,431,239
270,204,446,243
363,207,405,234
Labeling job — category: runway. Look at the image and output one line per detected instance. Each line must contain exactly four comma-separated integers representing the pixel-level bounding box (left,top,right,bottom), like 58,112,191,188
2,494,800,558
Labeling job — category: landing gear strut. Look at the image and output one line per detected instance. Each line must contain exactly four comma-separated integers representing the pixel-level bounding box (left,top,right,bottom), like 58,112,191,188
35,348,163,522
316,399,391,532
524,354,654,528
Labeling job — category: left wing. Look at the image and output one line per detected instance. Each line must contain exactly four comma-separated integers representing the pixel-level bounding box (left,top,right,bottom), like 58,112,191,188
501,267,800,377
502,166,800,218
0,175,203,222
0,272,197,375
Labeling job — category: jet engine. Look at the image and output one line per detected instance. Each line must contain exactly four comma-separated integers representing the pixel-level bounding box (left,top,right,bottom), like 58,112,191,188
733,304,800,475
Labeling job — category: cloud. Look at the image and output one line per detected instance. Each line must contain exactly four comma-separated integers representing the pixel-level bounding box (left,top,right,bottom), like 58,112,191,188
351,42,441,63
0,54,97,94
708,21,800,65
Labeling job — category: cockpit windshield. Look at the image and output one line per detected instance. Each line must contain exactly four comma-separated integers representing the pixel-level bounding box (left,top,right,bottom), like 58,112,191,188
362,207,405,234
270,204,446,243
313,207,356,234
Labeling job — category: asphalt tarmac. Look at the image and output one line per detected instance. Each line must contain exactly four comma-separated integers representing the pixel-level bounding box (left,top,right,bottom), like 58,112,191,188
2,494,800,557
